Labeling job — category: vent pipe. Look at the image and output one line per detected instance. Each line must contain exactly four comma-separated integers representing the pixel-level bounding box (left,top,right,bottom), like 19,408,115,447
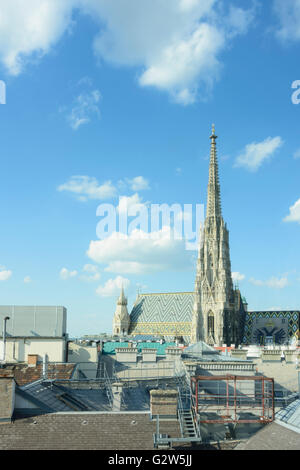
1,316,10,363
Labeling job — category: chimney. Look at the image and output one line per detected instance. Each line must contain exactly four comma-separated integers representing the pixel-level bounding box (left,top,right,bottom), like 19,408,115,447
0,376,15,423
150,389,178,418
42,354,48,379
111,382,124,411
27,354,38,367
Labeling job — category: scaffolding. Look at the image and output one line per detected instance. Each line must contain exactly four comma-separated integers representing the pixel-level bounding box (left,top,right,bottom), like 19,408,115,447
191,375,275,424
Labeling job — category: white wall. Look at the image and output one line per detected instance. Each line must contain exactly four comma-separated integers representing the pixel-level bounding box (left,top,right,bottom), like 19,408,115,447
67,342,98,363
1,338,66,363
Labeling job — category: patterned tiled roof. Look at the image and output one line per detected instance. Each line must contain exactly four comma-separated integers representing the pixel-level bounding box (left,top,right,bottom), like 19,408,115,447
130,292,194,323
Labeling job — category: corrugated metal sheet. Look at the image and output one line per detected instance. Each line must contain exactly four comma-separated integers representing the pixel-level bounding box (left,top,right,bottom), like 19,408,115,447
0,306,67,338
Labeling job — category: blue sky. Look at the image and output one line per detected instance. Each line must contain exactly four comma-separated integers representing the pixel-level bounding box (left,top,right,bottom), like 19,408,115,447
0,0,300,337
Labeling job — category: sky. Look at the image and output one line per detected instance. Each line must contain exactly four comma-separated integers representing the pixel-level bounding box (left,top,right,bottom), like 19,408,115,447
0,0,300,337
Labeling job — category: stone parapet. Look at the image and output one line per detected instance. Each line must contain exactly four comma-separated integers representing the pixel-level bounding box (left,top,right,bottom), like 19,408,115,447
262,350,282,362
230,350,248,360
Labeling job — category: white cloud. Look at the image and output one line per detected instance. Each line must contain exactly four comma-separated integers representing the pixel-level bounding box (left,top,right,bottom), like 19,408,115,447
283,198,300,224
117,194,148,216
96,275,130,297
273,0,300,41
226,5,257,38
58,176,117,201
0,1,256,104
85,0,256,104
24,276,32,283
80,264,101,282
234,136,283,171
118,176,150,192
0,0,75,75
232,272,245,282
250,276,288,289
138,22,225,104
87,227,193,274
293,148,300,159
60,267,78,280
127,176,150,191
66,89,101,130
0,269,12,281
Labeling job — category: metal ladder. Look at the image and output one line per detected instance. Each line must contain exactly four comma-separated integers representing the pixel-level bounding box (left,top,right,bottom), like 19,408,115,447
180,408,198,438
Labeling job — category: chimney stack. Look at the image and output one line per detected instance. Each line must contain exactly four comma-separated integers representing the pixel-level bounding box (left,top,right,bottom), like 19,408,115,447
111,382,123,411
27,354,38,367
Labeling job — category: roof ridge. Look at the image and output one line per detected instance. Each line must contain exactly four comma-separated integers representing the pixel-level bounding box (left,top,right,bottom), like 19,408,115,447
138,292,194,296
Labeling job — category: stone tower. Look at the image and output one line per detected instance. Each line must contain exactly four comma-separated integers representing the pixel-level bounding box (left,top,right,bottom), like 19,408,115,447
191,126,240,346
112,287,130,336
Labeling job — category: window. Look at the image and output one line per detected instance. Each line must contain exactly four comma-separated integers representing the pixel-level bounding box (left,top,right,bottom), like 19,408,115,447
208,312,214,334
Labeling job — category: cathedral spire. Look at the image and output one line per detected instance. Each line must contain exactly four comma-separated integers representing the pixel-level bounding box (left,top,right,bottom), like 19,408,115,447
118,286,127,305
206,124,222,219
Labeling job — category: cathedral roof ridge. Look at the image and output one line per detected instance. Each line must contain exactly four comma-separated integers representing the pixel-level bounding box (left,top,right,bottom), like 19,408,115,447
137,291,194,296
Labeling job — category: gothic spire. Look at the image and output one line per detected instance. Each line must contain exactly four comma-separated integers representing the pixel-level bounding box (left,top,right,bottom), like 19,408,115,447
206,124,222,219
117,286,127,305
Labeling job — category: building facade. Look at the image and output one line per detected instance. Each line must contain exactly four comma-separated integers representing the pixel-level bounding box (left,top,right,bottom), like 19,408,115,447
113,127,247,346
191,126,243,346
0,306,67,363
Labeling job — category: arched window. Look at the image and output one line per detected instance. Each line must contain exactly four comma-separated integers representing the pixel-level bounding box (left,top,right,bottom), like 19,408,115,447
208,311,214,335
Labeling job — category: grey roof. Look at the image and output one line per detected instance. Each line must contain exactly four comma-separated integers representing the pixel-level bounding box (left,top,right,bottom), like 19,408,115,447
19,381,73,412
275,398,300,432
234,421,300,450
132,335,162,342
0,413,183,450
184,341,217,355
130,292,194,324
16,380,150,413
0,306,67,337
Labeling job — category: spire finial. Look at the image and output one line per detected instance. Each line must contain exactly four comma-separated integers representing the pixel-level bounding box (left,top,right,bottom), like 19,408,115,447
210,123,217,140
206,124,221,218
118,285,127,305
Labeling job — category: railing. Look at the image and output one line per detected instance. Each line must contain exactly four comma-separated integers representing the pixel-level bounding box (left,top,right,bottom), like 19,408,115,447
190,389,201,438
175,359,201,439
115,360,176,381
177,386,185,437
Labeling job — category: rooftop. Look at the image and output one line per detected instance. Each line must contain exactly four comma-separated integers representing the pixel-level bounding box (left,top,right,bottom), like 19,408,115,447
0,412,184,450
101,340,177,356
0,363,77,386
0,306,67,338
275,398,300,432
130,292,194,324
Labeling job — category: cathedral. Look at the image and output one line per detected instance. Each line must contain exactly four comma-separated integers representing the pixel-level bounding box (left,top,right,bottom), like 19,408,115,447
112,127,299,346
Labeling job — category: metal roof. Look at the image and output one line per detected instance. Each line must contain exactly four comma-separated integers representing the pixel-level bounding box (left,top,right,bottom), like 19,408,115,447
0,306,67,337
276,398,300,432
